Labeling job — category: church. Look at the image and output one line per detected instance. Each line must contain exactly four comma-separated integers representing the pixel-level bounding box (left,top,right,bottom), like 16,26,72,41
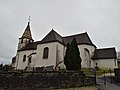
11,21,118,70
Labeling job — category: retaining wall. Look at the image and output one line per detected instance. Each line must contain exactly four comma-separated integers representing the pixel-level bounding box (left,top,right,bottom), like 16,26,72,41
0,71,95,89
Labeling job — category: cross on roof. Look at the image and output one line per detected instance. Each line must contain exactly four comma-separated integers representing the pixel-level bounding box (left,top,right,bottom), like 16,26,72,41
28,16,31,24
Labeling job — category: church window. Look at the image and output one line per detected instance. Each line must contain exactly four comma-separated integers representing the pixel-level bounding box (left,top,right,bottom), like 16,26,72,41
84,48,89,56
21,39,23,43
25,39,27,44
29,40,31,43
28,56,32,63
43,47,49,59
23,55,26,62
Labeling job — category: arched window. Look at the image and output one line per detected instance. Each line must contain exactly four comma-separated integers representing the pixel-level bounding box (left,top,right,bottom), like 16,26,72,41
29,40,31,43
23,55,26,62
43,47,49,59
84,48,91,68
28,56,32,63
21,39,23,43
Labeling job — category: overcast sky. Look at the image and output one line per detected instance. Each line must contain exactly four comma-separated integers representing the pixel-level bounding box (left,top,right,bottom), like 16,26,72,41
0,0,120,64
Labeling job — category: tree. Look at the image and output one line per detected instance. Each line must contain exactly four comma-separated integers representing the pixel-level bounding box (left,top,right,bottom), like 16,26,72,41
64,43,70,69
64,38,82,70
0,63,3,70
2,64,14,71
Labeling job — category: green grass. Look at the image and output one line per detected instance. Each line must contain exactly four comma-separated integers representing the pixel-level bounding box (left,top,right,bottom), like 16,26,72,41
81,68,113,76
118,62,120,68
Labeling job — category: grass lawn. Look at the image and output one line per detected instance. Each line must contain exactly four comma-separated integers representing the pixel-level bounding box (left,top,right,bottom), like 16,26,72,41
118,62,120,68
81,68,114,76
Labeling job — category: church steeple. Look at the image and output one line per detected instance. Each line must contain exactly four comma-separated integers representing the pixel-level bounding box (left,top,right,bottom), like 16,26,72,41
21,22,33,40
21,16,33,40
18,17,34,50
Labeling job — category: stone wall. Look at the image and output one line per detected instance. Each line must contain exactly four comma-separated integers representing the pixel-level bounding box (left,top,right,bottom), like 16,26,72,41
0,71,95,89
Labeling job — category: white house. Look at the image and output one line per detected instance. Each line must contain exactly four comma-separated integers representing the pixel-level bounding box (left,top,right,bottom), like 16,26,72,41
11,22,118,70
92,48,118,69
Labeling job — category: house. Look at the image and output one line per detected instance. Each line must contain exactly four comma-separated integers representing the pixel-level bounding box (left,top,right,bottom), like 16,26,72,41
92,48,117,69
117,52,120,62
11,22,118,70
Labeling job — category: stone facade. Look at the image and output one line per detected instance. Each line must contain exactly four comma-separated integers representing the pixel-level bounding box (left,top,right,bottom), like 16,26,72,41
0,71,95,89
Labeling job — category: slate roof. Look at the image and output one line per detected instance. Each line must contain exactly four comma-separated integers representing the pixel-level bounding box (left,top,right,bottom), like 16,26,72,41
38,30,95,47
63,32,94,46
18,42,37,51
39,29,63,44
19,29,96,51
20,22,33,40
92,47,117,60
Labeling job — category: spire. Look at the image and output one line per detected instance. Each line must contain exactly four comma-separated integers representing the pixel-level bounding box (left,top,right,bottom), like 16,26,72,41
21,16,33,40
28,16,30,25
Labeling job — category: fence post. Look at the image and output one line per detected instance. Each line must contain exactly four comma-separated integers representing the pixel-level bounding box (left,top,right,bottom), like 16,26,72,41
104,71,106,85
91,68,96,85
94,69,96,85
110,69,112,84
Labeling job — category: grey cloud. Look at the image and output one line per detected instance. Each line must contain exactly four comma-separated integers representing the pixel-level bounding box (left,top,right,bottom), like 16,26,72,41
0,0,120,64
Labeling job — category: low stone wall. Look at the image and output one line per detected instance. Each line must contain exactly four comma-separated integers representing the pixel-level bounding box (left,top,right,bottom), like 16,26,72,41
0,71,95,89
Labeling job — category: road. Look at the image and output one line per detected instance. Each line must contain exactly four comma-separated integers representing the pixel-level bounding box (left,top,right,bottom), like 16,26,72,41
96,73,120,90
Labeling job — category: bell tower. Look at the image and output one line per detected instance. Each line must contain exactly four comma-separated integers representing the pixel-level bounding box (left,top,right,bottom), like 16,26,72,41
18,17,34,50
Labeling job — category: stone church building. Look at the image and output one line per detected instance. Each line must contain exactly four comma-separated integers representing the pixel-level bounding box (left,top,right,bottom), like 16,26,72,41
12,22,118,70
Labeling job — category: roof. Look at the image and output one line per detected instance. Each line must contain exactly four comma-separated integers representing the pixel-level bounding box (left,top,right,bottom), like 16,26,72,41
92,47,117,60
20,22,33,40
18,29,96,51
28,52,36,57
63,32,94,46
18,42,37,51
38,29,95,47
39,29,63,44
